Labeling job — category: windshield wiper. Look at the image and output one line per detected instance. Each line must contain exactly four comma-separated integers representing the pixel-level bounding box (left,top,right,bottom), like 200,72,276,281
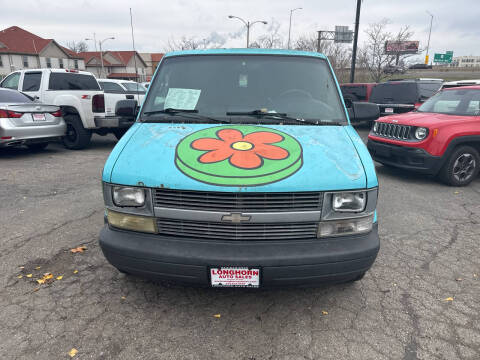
142,108,230,123
226,110,343,126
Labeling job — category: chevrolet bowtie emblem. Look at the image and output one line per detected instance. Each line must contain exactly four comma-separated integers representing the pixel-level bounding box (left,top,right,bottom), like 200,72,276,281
221,213,251,223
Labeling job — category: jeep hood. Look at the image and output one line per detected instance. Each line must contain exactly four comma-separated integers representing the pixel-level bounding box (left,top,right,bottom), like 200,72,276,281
379,111,474,127
105,123,368,192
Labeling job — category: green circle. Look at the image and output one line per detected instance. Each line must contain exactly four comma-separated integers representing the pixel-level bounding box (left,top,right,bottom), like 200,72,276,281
175,125,303,187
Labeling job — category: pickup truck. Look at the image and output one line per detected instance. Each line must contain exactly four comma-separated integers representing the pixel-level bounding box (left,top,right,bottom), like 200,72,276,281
0,69,135,149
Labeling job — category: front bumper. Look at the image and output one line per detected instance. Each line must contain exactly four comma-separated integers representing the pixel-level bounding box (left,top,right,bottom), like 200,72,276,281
94,116,135,129
367,139,443,175
99,223,379,287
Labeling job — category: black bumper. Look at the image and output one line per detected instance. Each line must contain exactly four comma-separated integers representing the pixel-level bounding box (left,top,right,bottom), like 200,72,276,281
94,116,135,129
99,223,380,287
367,139,444,175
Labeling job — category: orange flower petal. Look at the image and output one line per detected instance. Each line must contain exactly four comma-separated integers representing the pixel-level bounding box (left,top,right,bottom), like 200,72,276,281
199,148,233,164
244,131,284,145
217,129,243,143
230,151,262,169
254,144,289,160
191,138,225,151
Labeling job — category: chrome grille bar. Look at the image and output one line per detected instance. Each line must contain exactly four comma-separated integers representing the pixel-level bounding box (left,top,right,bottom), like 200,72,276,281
374,122,413,140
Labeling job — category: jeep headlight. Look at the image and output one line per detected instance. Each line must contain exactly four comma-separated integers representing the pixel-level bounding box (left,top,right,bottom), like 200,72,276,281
112,186,145,207
414,127,428,140
373,122,378,132
332,191,366,212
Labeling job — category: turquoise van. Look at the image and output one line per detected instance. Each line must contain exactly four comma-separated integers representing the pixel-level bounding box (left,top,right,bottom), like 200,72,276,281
99,49,380,287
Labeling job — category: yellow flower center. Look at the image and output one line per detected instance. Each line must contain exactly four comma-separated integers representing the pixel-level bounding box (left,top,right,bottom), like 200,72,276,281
231,141,254,151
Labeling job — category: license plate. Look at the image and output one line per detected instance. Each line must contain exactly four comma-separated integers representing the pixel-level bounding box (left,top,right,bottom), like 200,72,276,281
32,113,46,121
210,267,260,288
384,108,394,113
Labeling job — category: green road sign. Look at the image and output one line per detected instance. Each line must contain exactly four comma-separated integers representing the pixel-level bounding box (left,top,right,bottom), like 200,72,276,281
434,52,453,63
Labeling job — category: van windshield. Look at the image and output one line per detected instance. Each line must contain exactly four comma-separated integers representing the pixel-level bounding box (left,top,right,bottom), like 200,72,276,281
141,55,347,124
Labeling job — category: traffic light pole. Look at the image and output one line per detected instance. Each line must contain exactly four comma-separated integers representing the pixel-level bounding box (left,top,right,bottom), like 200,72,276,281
349,0,361,83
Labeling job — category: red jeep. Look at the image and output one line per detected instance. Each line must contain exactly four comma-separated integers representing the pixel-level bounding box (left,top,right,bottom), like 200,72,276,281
367,86,480,186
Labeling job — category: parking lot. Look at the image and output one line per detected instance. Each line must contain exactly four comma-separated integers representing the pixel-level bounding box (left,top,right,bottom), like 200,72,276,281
1,128,479,360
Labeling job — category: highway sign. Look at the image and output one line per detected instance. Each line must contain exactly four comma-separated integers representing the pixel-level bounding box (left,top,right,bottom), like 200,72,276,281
434,52,453,63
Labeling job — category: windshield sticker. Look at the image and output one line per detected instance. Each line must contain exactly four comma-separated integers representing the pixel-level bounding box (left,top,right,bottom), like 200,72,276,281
175,125,303,186
164,88,201,110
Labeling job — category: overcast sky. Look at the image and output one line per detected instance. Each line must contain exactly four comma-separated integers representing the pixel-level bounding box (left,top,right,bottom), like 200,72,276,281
3,0,480,61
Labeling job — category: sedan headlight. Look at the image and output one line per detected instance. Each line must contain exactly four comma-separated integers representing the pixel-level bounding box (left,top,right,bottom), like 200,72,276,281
332,192,366,212
112,186,145,207
414,127,428,140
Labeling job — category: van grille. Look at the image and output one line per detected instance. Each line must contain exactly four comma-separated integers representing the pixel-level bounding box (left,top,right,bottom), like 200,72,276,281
153,189,323,212
156,218,318,240
373,122,412,140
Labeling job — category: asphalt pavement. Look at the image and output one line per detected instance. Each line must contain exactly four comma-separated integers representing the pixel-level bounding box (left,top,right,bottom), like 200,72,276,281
1,130,479,360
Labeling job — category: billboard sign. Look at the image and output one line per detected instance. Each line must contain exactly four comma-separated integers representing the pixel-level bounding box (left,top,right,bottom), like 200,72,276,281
384,41,419,54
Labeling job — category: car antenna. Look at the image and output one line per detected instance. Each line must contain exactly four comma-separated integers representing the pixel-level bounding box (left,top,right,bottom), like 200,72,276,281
130,7,140,106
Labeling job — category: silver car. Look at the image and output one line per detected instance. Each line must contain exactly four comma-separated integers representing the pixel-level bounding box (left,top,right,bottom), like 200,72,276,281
0,88,66,149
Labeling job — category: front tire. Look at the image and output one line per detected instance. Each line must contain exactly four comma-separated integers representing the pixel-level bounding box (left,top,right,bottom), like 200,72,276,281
63,114,92,150
438,145,479,186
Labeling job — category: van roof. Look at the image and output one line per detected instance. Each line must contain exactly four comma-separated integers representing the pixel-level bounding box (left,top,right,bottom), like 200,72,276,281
164,48,328,60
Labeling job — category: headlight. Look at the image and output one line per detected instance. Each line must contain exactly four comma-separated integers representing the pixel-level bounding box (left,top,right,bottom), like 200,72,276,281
107,209,157,233
318,214,373,238
373,122,378,132
332,192,366,212
112,186,145,207
414,127,428,140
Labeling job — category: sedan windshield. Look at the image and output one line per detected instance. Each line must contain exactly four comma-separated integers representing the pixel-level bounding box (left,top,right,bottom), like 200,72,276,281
141,55,347,124
418,89,480,116
122,82,147,93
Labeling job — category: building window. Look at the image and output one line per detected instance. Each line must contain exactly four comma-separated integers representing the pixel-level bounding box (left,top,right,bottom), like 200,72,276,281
46,58,51,68
59,59,64,69
0,55,3,67
23,56,29,68
74,60,78,69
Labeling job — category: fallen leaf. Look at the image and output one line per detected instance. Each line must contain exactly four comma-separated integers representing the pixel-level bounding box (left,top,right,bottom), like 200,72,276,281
56,275,63,280
68,348,78,357
455,278,463,282
454,191,459,194
36,273,54,285
19,266,25,269
17,275,23,279
26,274,33,278
474,274,478,278
35,266,41,270
322,310,329,315
121,296,126,300
73,270,78,274
213,314,221,318
444,297,454,302
70,246,87,254
33,288,39,292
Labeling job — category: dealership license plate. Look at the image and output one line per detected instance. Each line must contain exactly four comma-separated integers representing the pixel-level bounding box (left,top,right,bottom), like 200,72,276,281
384,108,394,113
32,113,46,121
210,267,260,288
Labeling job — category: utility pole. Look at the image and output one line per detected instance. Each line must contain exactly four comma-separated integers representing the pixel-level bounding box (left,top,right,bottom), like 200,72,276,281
425,11,433,65
287,8,302,49
350,0,362,83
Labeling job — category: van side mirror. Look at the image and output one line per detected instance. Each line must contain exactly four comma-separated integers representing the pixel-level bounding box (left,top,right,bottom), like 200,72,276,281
348,102,380,122
116,99,139,117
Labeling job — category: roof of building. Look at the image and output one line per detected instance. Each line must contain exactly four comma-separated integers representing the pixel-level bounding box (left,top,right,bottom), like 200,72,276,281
0,26,82,59
78,50,146,67
151,53,165,62
107,72,139,78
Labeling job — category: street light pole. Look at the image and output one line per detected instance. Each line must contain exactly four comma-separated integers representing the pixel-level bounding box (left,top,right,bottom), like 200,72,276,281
425,11,433,65
287,7,302,49
85,34,99,76
98,37,114,78
228,15,267,48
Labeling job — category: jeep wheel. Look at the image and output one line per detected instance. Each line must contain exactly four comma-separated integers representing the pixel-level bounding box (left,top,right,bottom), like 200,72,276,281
439,145,479,186
63,114,92,150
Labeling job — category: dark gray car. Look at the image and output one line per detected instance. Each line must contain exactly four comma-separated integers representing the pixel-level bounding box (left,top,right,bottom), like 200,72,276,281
0,88,66,149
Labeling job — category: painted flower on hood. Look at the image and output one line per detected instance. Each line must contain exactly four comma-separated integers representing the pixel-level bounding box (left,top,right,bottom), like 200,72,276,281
191,128,289,169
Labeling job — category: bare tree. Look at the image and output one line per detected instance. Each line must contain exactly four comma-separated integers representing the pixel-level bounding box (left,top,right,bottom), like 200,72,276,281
164,36,202,51
66,40,88,53
254,19,284,49
358,19,414,82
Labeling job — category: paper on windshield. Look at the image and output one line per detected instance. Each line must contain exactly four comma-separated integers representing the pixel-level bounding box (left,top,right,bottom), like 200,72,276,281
164,88,201,110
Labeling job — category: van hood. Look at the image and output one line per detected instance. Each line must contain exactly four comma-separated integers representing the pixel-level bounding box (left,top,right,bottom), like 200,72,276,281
106,123,367,192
